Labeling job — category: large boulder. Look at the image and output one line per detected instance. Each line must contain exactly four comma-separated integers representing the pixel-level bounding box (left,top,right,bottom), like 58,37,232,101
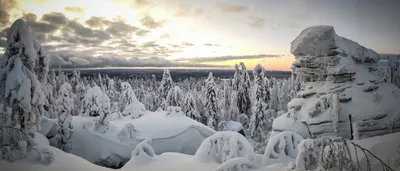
274,26,400,140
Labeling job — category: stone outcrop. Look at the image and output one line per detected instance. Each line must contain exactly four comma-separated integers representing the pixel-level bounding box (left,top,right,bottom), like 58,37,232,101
273,25,400,139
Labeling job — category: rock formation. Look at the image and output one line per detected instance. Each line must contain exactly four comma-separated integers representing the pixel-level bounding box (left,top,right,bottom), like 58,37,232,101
273,25,400,139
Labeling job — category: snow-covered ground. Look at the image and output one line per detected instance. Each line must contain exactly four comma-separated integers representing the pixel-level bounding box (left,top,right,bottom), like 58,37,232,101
39,109,215,167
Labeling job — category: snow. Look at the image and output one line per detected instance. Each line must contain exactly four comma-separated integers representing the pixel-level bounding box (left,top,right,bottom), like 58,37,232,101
225,121,244,132
279,25,400,139
69,110,215,166
194,131,256,164
263,131,303,165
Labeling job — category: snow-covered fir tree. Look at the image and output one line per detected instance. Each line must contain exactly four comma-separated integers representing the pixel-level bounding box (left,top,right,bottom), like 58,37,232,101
232,64,240,91
81,85,110,117
0,19,48,139
205,72,219,129
159,69,173,100
182,93,201,122
249,64,271,142
237,62,252,117
166,86,184,108
54,83,74,152
95,94,111,133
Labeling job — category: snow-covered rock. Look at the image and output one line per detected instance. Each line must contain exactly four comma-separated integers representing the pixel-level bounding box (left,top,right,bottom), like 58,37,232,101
274,25,400,140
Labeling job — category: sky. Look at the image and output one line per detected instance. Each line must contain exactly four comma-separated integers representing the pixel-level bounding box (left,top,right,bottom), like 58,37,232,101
0,0,399,70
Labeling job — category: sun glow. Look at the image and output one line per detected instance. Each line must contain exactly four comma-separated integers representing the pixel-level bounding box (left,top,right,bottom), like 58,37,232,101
9,0,293,70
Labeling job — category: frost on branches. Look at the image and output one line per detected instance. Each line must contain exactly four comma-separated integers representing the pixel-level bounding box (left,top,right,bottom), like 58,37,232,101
182,93,201,122
249,64,271,143
53,83,74,152
81,85,110,117
0,19,54,163
166,86,184,108
120,82,146,119
159,69,173,100
0,19,48,139
205,72,219,130
54,109,73,153
236,62,252,117
295,137,357,171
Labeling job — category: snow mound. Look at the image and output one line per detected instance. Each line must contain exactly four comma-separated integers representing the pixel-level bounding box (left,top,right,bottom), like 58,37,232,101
263,131,303,165
275,25,400,140
70,110,215,167
124,136,156,166
122,101,146,119
194,131,256,164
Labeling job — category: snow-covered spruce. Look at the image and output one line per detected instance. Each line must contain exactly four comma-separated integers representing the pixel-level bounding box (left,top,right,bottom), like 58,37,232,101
166,86,184,108
0,19,55,163
249,64,271,143
0,19,48,138
236,62,252,118
120,82,146,118
81,85,110,117
205,72,219,130
53,83,74,152
182,93,201,122
159,69,173,100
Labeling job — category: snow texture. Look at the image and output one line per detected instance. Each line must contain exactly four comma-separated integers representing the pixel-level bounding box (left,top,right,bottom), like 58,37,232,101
275,25,400,140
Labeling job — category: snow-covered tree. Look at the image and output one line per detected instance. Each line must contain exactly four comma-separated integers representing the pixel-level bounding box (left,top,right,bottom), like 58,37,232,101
182,93,201,122
0,19,49,139
95,93,111,133
227,91,240,121
55,83,74,117
81,86,110,117
232,64,240,91
205,72,219,130
166,86,184,107
54,110,73,152
120,82,146,118
158,69,173,100
237,62,252,117
249,64,270,142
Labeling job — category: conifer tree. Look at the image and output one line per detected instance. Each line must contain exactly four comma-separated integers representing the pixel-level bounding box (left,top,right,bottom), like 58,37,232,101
205,72,219,129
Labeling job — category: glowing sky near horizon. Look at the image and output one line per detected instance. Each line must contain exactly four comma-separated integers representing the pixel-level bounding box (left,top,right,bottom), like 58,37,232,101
0,0,399,70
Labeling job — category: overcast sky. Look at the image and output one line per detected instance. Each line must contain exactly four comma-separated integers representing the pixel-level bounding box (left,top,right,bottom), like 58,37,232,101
0,0,399,70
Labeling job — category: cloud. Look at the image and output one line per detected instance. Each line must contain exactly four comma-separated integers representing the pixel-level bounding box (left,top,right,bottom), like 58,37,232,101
160,33,170,39
84,16,111,29
0,0,18,27
22,13,59,35
182,42,194,46
140,14,164,29
133,0,152,7
215,3,248,13
203,43,220,46
64,6,85,13
174,54,282,63
249,16,265,28
42,12,68,25
106,20,138,37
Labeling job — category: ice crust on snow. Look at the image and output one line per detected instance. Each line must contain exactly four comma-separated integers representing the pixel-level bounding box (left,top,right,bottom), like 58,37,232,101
274,25,400,139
